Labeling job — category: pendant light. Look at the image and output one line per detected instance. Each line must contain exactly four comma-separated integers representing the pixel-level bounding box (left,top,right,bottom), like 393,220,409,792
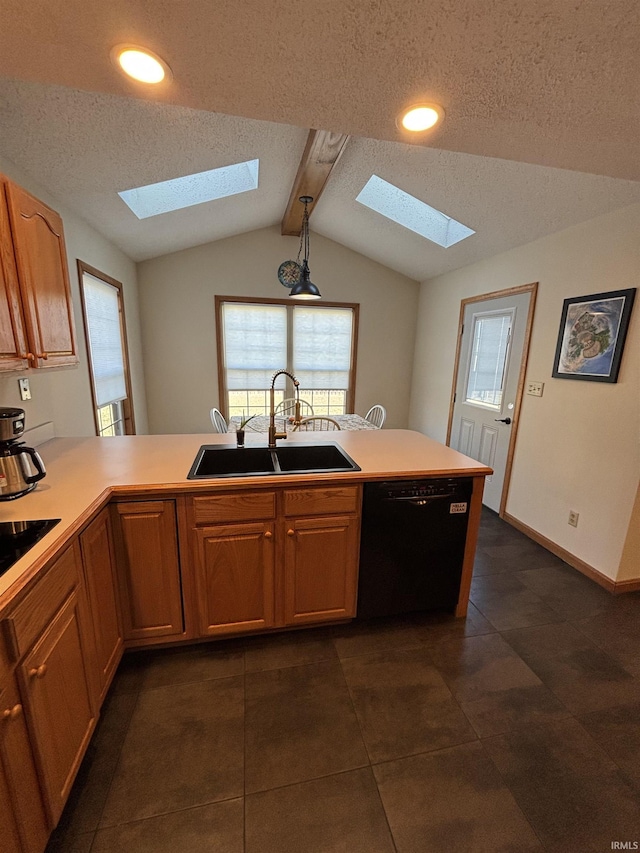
290,196,322,300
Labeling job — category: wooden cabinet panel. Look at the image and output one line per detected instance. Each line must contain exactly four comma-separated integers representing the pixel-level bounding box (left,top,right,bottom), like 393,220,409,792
191,491,276,525
193,522,276,636
8,544,79,660
284,514,359,626
19,590,96,826
80,509,123,704
283,486,359,517
112,501,184,641
4,180,77,369
0,676,49,853
0,183,29,371
0,763,22,853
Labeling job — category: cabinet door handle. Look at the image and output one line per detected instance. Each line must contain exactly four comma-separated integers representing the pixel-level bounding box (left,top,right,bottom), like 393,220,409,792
36,352,49,360
21,352,35,362
2,704,22,721
28,664,47,679
287,528,295,537
264,531,272,538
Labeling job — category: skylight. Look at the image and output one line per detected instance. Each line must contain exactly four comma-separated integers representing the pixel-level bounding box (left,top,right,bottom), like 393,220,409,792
356,174,475,248
118,159,260,219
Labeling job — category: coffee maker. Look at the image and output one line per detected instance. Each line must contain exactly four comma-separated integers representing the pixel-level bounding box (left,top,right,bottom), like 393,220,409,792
0,407,46,500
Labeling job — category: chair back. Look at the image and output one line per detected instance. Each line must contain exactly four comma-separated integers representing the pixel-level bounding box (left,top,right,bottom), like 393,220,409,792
210,408,228,433
275,398,314,417
364,404,386,428
293,416,341,431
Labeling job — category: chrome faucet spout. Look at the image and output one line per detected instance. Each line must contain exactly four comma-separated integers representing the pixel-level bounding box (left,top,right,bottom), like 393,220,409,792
268,370,299,448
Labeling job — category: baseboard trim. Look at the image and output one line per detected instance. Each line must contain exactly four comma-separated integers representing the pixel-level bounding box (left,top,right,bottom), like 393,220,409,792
501,512,636,594
614,578,640,593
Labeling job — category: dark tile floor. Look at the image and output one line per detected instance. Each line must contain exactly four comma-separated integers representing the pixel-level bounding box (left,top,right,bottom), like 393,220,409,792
47,509,640,852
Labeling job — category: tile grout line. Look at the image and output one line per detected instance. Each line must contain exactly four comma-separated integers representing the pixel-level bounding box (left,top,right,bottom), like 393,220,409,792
87,685,142,845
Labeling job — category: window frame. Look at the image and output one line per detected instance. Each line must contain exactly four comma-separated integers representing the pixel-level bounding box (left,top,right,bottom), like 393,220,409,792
215,295,359,418
77,260,136,437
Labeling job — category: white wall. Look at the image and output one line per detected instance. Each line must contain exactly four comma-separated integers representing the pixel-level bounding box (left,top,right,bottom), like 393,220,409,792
410,203,640,582
0,152,148,435
137,226,419,434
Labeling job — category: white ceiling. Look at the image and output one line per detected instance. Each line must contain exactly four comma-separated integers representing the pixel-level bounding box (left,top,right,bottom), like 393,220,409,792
0,1,639,280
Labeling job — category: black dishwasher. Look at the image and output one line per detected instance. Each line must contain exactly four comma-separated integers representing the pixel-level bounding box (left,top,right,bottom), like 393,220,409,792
357,478,473,619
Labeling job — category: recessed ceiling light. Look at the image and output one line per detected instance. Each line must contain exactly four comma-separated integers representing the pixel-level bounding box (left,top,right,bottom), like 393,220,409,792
356,175,474,248
118,160,260,219
111,45,172,84
397,103,444,132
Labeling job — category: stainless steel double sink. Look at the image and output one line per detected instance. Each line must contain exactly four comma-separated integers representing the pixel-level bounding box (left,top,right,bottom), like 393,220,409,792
187,442,360,479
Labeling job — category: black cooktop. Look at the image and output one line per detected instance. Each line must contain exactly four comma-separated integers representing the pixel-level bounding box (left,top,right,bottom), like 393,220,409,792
0,519,61,578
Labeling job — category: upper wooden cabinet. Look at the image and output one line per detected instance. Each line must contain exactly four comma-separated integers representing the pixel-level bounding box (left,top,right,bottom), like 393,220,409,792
0,177,78,371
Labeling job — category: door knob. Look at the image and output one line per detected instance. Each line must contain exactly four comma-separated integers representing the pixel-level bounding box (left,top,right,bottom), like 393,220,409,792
494,417,512,424
28,664,47,679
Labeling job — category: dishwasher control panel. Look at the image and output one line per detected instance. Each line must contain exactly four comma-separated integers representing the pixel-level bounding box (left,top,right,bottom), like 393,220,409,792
380,478,473,501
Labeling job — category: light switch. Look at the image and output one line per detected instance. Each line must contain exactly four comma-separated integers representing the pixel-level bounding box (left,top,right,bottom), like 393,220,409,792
526,381,544,397
18,377,31,401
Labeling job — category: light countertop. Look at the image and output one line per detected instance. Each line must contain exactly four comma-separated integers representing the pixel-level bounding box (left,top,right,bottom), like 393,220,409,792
0,430,491,606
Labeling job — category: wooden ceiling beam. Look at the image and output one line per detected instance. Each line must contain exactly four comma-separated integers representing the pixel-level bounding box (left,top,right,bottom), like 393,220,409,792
281,129,350,236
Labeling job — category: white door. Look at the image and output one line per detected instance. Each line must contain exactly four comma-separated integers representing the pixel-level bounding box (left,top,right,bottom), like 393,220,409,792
450,290,532,512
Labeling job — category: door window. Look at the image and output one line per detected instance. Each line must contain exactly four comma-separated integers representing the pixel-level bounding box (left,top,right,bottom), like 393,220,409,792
465,311,513,409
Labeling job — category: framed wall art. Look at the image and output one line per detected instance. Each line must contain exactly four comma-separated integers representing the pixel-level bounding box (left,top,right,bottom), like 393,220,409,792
552,288,636,383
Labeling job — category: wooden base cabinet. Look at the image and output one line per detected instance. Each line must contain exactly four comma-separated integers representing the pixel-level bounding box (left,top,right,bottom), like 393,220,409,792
282,486,360,626
283,514,359,626
193,522,276,636
9,543,96,827
0,675,49,853
189,491,278,637
111,501,184,642
187,485,361,637
79,508,123,704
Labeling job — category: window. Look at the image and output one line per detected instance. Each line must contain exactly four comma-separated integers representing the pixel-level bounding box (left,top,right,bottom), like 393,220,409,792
216,297,358,418
78,261,136,436
464,310,513,409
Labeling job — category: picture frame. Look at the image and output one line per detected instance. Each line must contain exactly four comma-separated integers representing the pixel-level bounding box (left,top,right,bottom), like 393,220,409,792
552,288,636,383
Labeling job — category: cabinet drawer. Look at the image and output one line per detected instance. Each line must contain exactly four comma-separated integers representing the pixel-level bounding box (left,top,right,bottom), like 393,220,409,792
191,491,277,525
283,486,360,517
5,543,81,659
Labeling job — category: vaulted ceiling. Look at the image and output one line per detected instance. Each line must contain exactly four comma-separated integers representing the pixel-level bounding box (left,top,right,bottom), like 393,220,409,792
1,1,638,280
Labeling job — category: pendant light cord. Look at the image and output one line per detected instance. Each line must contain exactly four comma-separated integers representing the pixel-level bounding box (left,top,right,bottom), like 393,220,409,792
296,198,311,266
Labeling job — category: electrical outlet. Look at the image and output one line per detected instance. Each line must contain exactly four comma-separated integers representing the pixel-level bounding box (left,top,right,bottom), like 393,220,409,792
568,510,579,527
18,377,31,401
527,381,544,397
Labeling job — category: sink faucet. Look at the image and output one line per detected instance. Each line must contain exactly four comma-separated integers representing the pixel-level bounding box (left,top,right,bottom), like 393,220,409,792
268,370,300,448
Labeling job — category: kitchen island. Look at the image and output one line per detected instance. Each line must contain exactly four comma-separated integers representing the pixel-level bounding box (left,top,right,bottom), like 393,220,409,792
0,429,491,610
0,430,490,852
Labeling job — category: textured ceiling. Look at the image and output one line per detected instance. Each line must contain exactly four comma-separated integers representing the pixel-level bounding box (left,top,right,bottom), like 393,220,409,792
0,2,639,279
1,0,638,179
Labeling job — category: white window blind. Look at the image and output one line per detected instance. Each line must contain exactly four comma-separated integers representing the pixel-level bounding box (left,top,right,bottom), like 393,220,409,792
293,306,353,389
222,303,287,389
465,312,512,408
82,273,127,407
